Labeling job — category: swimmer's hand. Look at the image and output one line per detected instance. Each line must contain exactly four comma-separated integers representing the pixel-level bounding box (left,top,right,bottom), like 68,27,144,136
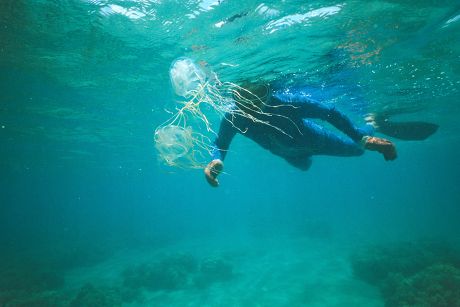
204,159,224,187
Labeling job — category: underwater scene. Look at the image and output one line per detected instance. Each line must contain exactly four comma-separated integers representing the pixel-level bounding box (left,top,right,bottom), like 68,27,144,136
1,0,460,306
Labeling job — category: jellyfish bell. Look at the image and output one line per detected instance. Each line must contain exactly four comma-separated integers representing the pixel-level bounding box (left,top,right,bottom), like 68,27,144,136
154,125,193,167
154,124,212,168
170,57,207,97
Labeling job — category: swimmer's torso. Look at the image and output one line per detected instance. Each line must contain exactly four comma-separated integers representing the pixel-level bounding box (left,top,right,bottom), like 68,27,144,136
228,86,319,157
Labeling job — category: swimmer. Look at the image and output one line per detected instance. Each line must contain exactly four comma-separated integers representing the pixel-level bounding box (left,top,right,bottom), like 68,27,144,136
204,82,397,187
155,57,436,180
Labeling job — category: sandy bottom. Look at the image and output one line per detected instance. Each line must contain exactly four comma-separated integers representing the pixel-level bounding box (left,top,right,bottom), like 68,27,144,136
64,235,383,306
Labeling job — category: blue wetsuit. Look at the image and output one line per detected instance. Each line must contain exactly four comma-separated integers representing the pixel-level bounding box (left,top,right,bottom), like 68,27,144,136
211,86,374,170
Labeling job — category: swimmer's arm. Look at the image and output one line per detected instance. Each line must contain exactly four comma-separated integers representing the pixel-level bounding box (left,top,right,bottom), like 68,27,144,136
205,114,237,187
211,114,237,161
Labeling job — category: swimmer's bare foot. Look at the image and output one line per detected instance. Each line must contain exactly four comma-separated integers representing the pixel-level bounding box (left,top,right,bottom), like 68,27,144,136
363,136,397,161
204,159,224,187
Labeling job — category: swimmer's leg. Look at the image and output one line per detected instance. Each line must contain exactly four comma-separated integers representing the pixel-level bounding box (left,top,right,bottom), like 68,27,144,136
302,119,365,157
273,90,374,142
303,119,397,160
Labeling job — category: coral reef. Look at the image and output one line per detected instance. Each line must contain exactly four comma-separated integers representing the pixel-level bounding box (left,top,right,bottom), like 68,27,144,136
351,241,460,307
69,284,122,307
0,252,236,306
382,264,460,307
122,253,234,292
0,283,142,307
0,290,67,307
0,263,65,306
351,241,460,284
0,267,64,293
0,240,113,306
194,256,234,287
122,253,198,291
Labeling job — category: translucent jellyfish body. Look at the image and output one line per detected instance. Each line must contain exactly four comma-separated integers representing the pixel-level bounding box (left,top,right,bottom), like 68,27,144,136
170,57,207,97
154,125,201,168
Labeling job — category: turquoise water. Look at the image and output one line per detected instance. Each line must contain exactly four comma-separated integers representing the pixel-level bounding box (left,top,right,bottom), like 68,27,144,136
1,1,460,306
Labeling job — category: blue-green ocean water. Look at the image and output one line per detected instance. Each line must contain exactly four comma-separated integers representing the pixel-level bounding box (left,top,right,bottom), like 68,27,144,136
1,1,460,306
